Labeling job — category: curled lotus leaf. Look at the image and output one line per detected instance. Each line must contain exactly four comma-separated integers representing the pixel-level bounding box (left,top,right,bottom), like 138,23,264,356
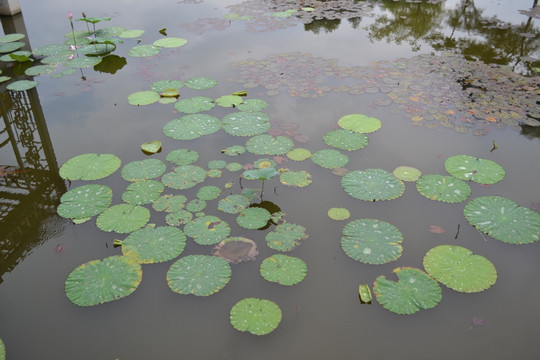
167,255,231,296
0,337,4,360
212,237,259,264
341,168,404,201
121,180,164,205
121,159,166,181
96,204,150,233
166,148,199,165
222,112,271,137
162,165,206,190
323,129,369,151
260,254,307,286
127,91,160,106
416,174,471,203
265,223,308,251
163,114,221,140
218,194,251,214
312,149,349,169
174,96,215,114
279,170,312,187
237,207,271,229
245,135,293,155
152,194,187,212
57,184,112,220
59,153,121,181
338,114,382,133
230,298,282,335
141,140,161,154
184,215,231,245
121,226,186,264
184,76,218,90
243,167,278,180
444,155,505,184
393,166,421,182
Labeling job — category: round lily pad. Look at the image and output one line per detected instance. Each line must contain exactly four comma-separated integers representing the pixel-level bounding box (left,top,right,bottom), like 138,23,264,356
0,41,24,53
165,209,193,226
265,223,308,251
226,162,243,172
186,198,206,212
118,29,145,38
96,204,150,233
6,80,38,91
25,64,57,76
57,184,112,220
184,76,218,90
312,149,349,169
152,194,187,212
279,170,312,187
184,215,231,245
445,155,506,184
245,135,293,155
167,255,231,296
163,114,221,140
0,33,25,43
121,159,166,181
212,237,259,264
464,196,540,244
33,44,70,56
153,37,187,48
423,245,497,293
166,148,199,165
64,56,102,68
393,166,421,182
237,99,268,112
328,207,350,221
121,180,164,205
324,129,369,151
128,44,161,57
197,186,221,200
151,79,184,92
208,160,227,169
128,91,160,106
216,95,244,107
254,158,276,169
237,207,271,229
121,226,186,264
174,96,215,114
416,174,471,203
65,255,142,306
222,145,245,156
260,254,307,286
162,165,206,190
341,168,405,201
218,194,251,214
222,112,271,137
287,148,312,161
207,169,222,178
338,114,382,133
373,267,442,315
230,298,282,335
59,153,121,181
77,43,116,56
341,219,403,264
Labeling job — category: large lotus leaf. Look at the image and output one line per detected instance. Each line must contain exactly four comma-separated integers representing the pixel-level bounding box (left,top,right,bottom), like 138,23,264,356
186,198,206,212
324,129,369,151
166,148,199,165
128,44,161,57
96,204,150,233
216,95,244,107
153,37,187,48
174,96,215,114
165,209,193,226
279,170,312,187
212,237,259,264
167,255,231,296
64,56,102,68
260,254,307,286
163,114,221,140
121,159,166,181
6,80,38,91
0,41,24,53
184,76,218,90
237,99,268,112
445,155,505,184
59,153,121,181
151,79,184,92
341,219,403,264
57,184,112,220
218,194,251,214
65,255,142,306
121,180,164,205
393,166,421,182
342,169,405,201
162,165,206,190
423,245,497,293
416,174,471,203
121,226,186,264
464,196,540,244
197,186,221,200
265,223,308,251
222,112,271,136
152,194,187,212
373,267,442,315
287,148,312,161
245,135,293,155
127,91,160,106
0,33,25,43
230,298,282,335
237,207,271,229
338,114,382,133
184,215,231,245
312,149,349,169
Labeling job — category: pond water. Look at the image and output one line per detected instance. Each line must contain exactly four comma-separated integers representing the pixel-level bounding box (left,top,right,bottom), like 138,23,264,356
1,0,540,359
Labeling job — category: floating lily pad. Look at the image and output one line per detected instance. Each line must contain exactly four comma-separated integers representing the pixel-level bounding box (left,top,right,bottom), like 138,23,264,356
423,245,497,293
119,29,145,38
265,223,308,251
96,204,150,233
230,298,282,335
212,237,259,264
59,153,121,181
121,159,166,181
359,284,372,303
167,255,231,296
463,196,540,244
64,56,102,68
151,79,184,92
162,165,206,190
222,145,245,156
197,186,221,200
222,112,271,137
128,44,161,57
153,37,187,48
393,166,421,182
166,148,199,165
165,209,193,226
416,174,471,203
279,170,312,187
65,255,142,306
174,96,214,114
341,169,405,201
6,80,38,91
0,33,25,43
33,44,70,56
338,114,382,133
445,155,506,184
163,114,221,140
226,162,243,172
207,169,222,178
328,208,350,221
0,41,24,53
260,254,307,286
141,140,162,154
57,184,112,220
152,194,187,212
324,129,369,151
287,148,312,161
128,91,160,106
122,180,164,205
184,215,231,245
246,135,294,155
237,98,268,112
237,207,271,229
312,149,349,169
216,95,244,107
184,76,218,90
25,64,57,76
121,226,186,264
243,167,279,180
96,26,125,37
218,194,251,214
373,267,442,315
0,76,11,83
208,160,227,170
341,219,403,264
186,198,206,212
77,43,116,56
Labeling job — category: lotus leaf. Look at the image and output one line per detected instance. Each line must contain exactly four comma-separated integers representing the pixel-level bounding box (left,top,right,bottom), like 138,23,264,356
338,114,382,133
186,198,207,212
341,169,405,201
141,140,162,154
40,54,70,64
184,76,218,90
0,33,25,43
0,50,31,62
65,255,142,306
33,44,70,56
152,194,187,212
25,64,57,76
77,43,116,56
119,29,145,38
207,169,222,178
59,153,121,181
222,145,246,156
265,223,308,251
253,158,275,169
167,255,231,296
237,207,271,230
416,174,471,203
153,37,187,48
393,166,421,182
260,254,307,286
160,89,179,98
165,209,193,226
162,165,206,190
279,170,312,187
287,148,312,161
197,186,221,200
237,99,268,112
208,160,227,169
151,80,184,92
95,26,125,37
127,91,160,106
64,56,102,68
312,149,349,169
0,41,24,53
359,284,372,303
96,204,150,233
212,237,259,264
226,162,243,172
121,226,186,264
328,207,350,221
445,155,505,184
121,180,164,205
373,267,442,315
0,337,4,360
184,215,230,245
341,219,403,264
324,129,369,151
57,184,112,220
0,76,11,82
6,80,38,91
222,112,271,137
243,168,279,180
463,196,540,244
216,95,244,107
246,135,294,155
121,159,166,181
166,148,199,165
163,114,221,140
218,194,251,214
230,298,282,335
128,44,161,57
174,96,214,114
423,245,497,293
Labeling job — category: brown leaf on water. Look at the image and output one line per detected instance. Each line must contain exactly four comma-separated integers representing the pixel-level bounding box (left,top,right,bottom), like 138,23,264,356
429,225,445,234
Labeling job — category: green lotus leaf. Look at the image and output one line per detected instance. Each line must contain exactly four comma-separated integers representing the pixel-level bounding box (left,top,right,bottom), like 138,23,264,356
165,209,193,226
222,112,271,137
57,184,112,220
230,298,282,335
338,114,382,133
416,174,471,203
121,180,164,205
184,215,231,245
445,155,506,184
218,194,251,214
163,114,221,140
359,284,372,303
166,148,199,165
141,141,161,154
6,79,38,91
253,158,276,169
260,254,307,286
212,237,259,264
341,219,403,264
373,267,442,315
184,76,218,90
328,207,350,221
243,167,279,180
0,337,4,360
40,53,71,64
186,198,207,212
128,44,161,57
77,43,116,56
312,149,349,169
59,153,121,181
324,129,369,151
95,26,125,37
287,148,312,161
222,145,246,156
208,160,227,169
216,95,244,107
207,169,222,178
423,245,497,293
196,186,221,201
25,64,57,76
393,166,421,182
237,207,271,229
160,89,180,98
0,50,31,62
226,162,243,172
0,41,24,53
153,37,187,48
118,29,145,38
167,255,231,296
127,91,160,106
265,223,308,251
279,170,312,187
162,165,207,190
96,204,150,233
237,98,268,112
152,194,187,212
121,159,166,181
151,79,184,92
33,44,70,56
65,255,142,306
120,226,186,264
464,196,540,244
0,33,25,43
341,169,405,201
245,135,294,155
0,76,10,83
174,96,214,114
64,56,102,68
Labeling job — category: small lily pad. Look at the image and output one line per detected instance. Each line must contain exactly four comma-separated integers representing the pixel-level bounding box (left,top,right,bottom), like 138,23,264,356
260,254,307,286
167,255,231,296
253,158,276,169
197,186,221,200
184,76,218,90
151,79,184,92
141,141,162,154
216,95,244,107
246,135,294,155
265,223,308,251
184,215,231,245
218,194,251,214
163,114,221,140
279,170,312,187
153,37,187,48
162,165,207,190
226,162,243,172
287,148,312,161
121,180,164,205
59,153,121,181
6,80,38,91
359,284,372,303
121,226,186,264
64,56,102,68
174,96,214,114
222,145,245,156
338,114,382,133
328,208,350,221
324,129,369,151
165,209,193,226
237,207,271,229
341,169,405,201
445,155,505,184
128,91,160,106
230,298,282,335
121,159,166,181
416,174,471,203
96,204,150,233
119,29,145,38
152,194,187,212
166,148,199,165
222,112,271,137
237,99,268,112
186,198,206,212
128,44,161,57
393,166,421,182
57,184,112,220
312,149,349,169
212,237,259,264
208,160,227,169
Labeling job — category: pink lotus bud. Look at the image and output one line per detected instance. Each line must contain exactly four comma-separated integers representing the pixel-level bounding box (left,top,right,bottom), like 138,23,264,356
70,45,76,51
82,12,86,18
68,12,73,19
68,54,74,60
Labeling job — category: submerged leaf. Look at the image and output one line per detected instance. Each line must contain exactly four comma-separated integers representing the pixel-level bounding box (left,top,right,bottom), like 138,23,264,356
212,237,259,264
